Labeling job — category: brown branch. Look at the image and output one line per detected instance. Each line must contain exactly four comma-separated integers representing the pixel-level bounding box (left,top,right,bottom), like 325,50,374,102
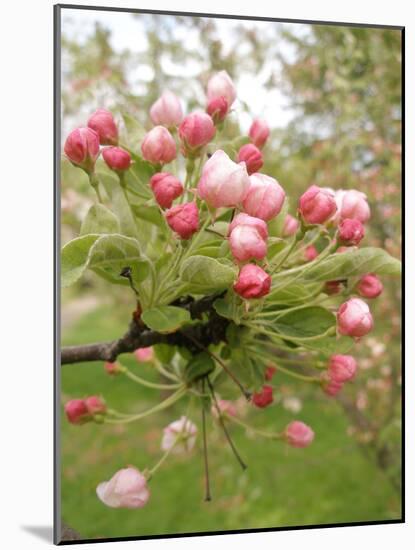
61,292,228,365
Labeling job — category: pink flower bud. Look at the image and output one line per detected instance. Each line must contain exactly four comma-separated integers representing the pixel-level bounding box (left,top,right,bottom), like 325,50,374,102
134,347,154,362
242,173,285,220
337,298,374,338
338,218,365,246
150,172,183,209
179,112,216,156
285,420,315,448
228,213,268,240
324,280,343,295
357,273,384,299
304,245,318,262
141,126,177,165
249,119,270,149
161,416,197,454
282,214,300,237
198,150,250,208
265,365,277,381
206,70,236,107
328,354,357,383
206,96,229,124
299,185,337,225
335,189,371,223
233,264,271,299
211,399,237,419
252,385,274,408
229,226,268,263
237,144,264,175
64,127,100,174
65,399,90,425
322,377,344,397
165,202,199,239
150,90,183,128
102,146,132,172
85,395,107,415
87,108,118,145
104,361,123,375
96,467,150,509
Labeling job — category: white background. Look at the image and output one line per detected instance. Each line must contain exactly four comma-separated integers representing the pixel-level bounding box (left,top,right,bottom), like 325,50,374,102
0,0,411,548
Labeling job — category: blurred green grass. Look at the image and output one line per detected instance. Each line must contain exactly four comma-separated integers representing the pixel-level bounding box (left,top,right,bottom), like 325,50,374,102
61,306,401,540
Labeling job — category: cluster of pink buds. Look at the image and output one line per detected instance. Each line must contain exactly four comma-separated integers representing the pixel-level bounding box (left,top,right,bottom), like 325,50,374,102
322,354,358,397
65,396,107,424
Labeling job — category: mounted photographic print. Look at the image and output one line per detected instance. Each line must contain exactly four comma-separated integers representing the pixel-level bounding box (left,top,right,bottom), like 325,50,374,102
55,4,404,545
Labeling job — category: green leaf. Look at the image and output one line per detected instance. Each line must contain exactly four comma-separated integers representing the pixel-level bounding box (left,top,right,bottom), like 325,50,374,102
131,204,164,227
98,172,139,238
273,306,336,339
154,343,175,364
141,306,191,334
303,247,401,282
180,255,237,294
61,235,100,287
80,204,120,236
299,335,354,355
267,282,322,305
184,352,215,384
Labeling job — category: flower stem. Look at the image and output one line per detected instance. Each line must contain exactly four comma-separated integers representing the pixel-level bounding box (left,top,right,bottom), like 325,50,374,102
123,367,182,390
227,414,283,440
201,379,211,502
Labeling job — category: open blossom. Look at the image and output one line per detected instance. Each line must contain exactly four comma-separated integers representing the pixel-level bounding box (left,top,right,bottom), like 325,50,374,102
285,421,314,448
198,150,250,208
141,126,176,164
179,112,216,156
166,202,199,239
299,185,337,224
150,172,183,209
65,399,91,425
234,264,271,299
252,385,274,408
134,347,154,362
102,146,132,172
150,90,183,128
211,399,237,419
282,214,300,237
206,96,229,124
87,108,118,145
242,173,286,220
249,119,270,149
237,144,263,175
328,355,357,383
357,273,383,299
64,127,100,174
85,395,107,415
338,218,365,246
96,467,150,509
206,70,236,107
161,416,197,454
337,298,374,338
335,189,371,223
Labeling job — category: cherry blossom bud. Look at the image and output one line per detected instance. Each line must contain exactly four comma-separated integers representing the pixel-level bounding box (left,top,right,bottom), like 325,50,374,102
228,213,268,240
64,127,100,174
233,264,271,299
150,172,183,209
141,126,177,165
229,225,267,262
249,119,270,149
65,399,90,425
265,365,277,381
285,420,315,448
87,108,118,145
357,273,384,299
337,298,374,338
335,189,371,223
102,146,132,172
304,245,318,262
165,202,199,239
282,214,300,237
211,399,237,419
206,70,236,107
134,347,154,362
85,395,107,415
104,361,123,375
252,385,274,408
198,150,250,208
150,90,183,128
338,218,365,246
299,185,337,225
322,376,344,397
206,96,229,124
161,416,197,454
324,281,343,295
179,113,216,156
242,173,285,221
237,144,264,175
96,467,150,509
328,354,357,383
